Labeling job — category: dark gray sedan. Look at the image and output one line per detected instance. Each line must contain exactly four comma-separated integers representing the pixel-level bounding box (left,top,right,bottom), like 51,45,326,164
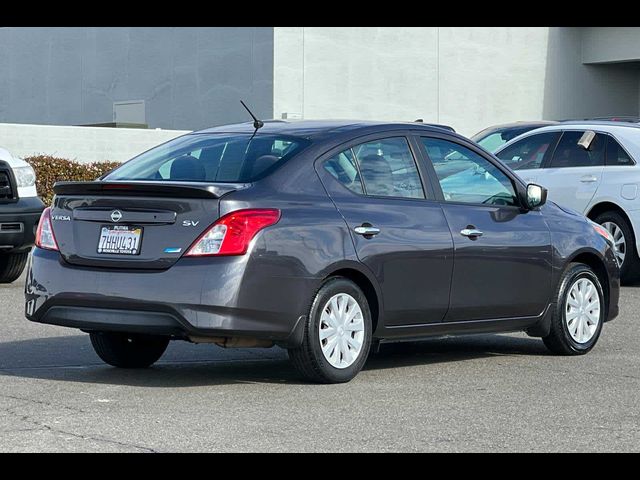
25,120,620,383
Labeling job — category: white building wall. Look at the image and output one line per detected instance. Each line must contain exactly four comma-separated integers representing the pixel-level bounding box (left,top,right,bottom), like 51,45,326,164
274,27,550,136
274,27,640,137
0,123,190,163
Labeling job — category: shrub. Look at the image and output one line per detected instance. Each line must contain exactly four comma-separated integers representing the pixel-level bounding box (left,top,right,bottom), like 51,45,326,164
24,156,122,206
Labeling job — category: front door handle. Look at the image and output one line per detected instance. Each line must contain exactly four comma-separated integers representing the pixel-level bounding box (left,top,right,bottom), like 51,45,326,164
354,225,381,236
580,175,598,183
460,228,483,238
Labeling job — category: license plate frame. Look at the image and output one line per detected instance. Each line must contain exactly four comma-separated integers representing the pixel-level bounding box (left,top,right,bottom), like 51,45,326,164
97,225,143,255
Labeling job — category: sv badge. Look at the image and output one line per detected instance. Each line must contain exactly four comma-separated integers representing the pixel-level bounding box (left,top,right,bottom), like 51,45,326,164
182,220,200,227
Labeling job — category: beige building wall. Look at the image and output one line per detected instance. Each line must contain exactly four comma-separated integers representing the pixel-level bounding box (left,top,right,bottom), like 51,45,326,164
274,27,640,137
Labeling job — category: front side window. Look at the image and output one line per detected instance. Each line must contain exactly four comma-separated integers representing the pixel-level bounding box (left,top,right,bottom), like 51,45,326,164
549,131,605,168
105,134,310,183
422,137,518,206
606,136,634,166
495,132,560,170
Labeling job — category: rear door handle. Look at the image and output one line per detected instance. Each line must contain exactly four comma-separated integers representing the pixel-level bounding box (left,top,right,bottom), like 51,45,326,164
354,225,381,236
460,228,483,238
580,175,598,183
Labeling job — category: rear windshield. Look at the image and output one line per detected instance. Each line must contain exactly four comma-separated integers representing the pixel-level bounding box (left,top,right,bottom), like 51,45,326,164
104,133,310,183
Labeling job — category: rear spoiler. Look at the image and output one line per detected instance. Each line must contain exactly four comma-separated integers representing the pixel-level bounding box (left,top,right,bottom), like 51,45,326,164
53,181,249,199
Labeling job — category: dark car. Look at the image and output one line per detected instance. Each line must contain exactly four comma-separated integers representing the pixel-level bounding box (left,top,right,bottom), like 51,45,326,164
25,120,619,383
472,121,558,153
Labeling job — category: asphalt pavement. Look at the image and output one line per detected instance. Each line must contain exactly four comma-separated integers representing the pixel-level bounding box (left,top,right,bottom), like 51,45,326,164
1,272,639,452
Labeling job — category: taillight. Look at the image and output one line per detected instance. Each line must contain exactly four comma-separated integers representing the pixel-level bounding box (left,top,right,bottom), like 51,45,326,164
185,209,281,257
35,207,59,251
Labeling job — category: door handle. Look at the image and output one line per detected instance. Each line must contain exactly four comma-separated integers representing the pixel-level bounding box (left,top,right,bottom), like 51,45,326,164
580,175,598,183
460,228,483,238
354,225,381,236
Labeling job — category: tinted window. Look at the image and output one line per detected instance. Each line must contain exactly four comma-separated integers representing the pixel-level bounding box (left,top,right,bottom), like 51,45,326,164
606,136,634,166
352,138,424,199
549,131,605,168
324,149,364,194
422,137,518,206
496,132,560,170
105,134,309,183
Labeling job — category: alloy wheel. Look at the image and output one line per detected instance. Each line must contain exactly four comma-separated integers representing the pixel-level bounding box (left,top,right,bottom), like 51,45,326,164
601,221,626,267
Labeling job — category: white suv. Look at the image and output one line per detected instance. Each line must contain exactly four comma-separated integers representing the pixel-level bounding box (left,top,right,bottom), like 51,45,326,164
0,146,44,283
495,121,640,282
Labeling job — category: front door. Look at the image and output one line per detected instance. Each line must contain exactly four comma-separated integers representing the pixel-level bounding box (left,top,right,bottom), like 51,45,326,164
419,135,553,322
316,134,454,326
535,130,606,214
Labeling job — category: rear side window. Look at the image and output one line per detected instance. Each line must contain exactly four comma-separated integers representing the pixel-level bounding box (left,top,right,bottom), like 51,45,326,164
324,149,364,194
323,137,425,199
606,136,634,166
549,131,605,168
495,132,560,170
104,134,310,183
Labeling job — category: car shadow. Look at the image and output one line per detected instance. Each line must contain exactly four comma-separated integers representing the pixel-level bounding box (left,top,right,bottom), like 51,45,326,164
0,333,549,387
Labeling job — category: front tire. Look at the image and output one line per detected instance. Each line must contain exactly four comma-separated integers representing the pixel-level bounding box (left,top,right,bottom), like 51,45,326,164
90,332,169,368
288,277,372,384
594,210,639,283
0,252,29,284
543,263,604,355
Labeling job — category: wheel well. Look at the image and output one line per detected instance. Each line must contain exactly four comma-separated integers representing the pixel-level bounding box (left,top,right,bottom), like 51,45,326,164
570,252,609,318
327,268,380,333
587,202,633,236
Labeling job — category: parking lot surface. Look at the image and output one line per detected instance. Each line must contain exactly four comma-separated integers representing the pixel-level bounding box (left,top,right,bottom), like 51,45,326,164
1,273,639,452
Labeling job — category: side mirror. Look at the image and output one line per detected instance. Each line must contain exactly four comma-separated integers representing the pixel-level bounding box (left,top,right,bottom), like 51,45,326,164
525,183,547,209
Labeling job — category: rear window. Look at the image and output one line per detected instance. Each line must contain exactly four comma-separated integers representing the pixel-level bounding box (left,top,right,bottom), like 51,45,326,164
104,133,310,183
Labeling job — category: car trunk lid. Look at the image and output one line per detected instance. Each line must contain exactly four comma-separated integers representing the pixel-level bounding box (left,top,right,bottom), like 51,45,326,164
50,181,247,269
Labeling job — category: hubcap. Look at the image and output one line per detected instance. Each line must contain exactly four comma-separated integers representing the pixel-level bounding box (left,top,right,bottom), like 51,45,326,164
319,293,365,369
601,221,626,267
565,278,601,344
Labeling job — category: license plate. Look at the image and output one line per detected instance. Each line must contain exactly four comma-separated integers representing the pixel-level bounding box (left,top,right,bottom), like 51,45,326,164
97,225,143,255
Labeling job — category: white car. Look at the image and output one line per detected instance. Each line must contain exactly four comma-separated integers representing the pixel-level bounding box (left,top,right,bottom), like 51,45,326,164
494,121,640,282
0,146,44,283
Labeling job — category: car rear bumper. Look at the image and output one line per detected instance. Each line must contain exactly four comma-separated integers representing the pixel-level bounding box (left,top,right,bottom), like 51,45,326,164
0,197,44,252
25,248,315,347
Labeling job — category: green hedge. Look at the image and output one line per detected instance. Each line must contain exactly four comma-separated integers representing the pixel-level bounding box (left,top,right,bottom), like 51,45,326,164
24,156,122,206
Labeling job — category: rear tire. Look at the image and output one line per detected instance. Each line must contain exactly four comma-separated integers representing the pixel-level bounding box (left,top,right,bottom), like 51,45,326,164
288,277,372,384
543,263,604,355
0,252,29,284
593,210,639,284
90,332,169,368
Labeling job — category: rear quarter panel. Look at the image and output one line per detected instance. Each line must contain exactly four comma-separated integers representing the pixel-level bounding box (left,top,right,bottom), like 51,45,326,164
218,158,372,328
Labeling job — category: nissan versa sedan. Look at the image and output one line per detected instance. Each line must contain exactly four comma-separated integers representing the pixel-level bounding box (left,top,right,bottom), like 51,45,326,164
25,120,620,383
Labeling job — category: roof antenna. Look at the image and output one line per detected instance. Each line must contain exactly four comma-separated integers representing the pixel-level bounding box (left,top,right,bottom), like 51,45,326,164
240,100,264,130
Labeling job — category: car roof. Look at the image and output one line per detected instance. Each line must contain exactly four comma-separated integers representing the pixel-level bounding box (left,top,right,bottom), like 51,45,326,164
192,119,457,140
483,120,558,130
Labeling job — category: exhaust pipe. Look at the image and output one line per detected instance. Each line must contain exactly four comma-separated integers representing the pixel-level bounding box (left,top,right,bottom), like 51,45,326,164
189,336,274,348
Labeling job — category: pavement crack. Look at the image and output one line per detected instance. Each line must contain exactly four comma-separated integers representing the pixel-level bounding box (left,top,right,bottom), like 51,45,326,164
2,401,158,452
0,393,90,415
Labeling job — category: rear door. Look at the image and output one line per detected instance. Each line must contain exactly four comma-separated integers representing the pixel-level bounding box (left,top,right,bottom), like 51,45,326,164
316,133,454,326
534,130,606,214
